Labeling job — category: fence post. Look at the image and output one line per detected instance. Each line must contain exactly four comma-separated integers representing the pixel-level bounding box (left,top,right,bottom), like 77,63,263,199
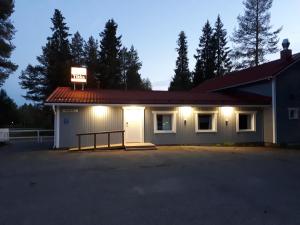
37,130,40,143
94,133,96,150
122,131,125,148
108,133,111,148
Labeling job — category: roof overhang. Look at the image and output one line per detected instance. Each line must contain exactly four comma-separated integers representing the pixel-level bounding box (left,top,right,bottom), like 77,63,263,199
45,102,271,107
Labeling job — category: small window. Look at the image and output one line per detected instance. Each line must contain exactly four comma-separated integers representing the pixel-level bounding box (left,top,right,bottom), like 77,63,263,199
195,112,217,132
236,111,256,132
153,111,176,133
288,108,299,120
157,114,172,131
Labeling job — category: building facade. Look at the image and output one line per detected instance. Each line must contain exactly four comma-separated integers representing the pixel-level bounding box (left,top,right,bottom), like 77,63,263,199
46,46,300,148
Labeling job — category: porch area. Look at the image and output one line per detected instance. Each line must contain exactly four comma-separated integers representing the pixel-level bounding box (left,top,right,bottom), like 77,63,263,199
69,143,156,151
70,130,156,151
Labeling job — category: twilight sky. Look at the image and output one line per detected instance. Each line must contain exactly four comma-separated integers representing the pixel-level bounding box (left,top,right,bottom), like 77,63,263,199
3,0,300,105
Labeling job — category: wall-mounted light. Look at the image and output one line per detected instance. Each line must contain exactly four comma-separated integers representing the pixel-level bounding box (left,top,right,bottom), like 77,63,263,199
93,106,108,117
221,106,233,126
179,106,193,126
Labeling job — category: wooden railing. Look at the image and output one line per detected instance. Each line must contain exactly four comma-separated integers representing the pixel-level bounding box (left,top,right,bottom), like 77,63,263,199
8,129,54,143
76,130,125,150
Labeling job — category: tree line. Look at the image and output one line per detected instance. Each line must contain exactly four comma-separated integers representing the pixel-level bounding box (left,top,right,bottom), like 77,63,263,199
18,10,152,104
169,0,281,90
169,16,232,91
0,0,282,127
0,90,52,128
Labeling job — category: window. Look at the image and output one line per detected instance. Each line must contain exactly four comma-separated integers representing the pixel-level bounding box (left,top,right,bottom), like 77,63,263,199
236,111,256,132
195,111,217,132
153,111,176,133
288,108,299,120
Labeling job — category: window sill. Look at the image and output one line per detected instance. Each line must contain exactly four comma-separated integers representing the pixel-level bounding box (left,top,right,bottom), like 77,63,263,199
196,130,217,133
236,129,256,133
154,130,176,134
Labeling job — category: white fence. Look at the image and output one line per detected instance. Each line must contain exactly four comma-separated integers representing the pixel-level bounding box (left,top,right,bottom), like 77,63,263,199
0,129,9,142
1,129,54,143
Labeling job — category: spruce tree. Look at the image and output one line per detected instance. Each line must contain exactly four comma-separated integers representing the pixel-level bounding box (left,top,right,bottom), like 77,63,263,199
0,0,18,87
169,31,191,91
46,9,71,90
141,78,152,90
213,15,232,76
84,36,99,88
119,46,146,90
19,9,71,102
126,46,144,90
192,60,205,86
119,47,129,89
70,31,85,66
232,0,281,68
97,19,122,89
193,21,215,86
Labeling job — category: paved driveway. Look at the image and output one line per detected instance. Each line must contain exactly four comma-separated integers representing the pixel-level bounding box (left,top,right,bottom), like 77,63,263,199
0,145,300,225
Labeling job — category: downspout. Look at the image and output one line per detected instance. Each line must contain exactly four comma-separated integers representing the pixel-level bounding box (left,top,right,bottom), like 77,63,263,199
272,79,277,144
52,105,56,149
52,105,60,149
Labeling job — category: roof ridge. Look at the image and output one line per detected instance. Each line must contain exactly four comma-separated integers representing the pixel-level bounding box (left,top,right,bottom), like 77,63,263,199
192,52,300,92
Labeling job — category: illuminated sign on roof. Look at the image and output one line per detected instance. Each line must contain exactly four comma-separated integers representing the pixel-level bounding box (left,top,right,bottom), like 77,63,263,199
71,67,87,83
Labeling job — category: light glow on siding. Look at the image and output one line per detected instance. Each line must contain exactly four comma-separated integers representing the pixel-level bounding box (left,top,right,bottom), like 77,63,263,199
221,107,233,119
179,106,193,118
93,106,108,117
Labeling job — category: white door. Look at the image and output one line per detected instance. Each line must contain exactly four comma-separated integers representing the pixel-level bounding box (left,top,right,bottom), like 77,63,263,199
123,107,144,143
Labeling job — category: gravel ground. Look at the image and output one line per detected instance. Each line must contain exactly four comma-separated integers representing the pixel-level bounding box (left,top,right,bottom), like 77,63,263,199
0,143,300,225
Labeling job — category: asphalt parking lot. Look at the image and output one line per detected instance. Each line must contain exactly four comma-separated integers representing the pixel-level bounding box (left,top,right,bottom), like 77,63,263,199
1,144,300,225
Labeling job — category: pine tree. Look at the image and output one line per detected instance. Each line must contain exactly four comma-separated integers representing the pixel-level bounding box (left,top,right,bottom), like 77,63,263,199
169,31,191,91
19,9,71,102
84,36,99,88
193,21,215,86
232,0,282,68
70,31,85,66
97,19,122,89
213,15,232,76
0,0,18,87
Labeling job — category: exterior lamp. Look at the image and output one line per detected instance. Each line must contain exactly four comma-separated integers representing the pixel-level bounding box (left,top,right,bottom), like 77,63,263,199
221,107,233,126
180,106,192,126
93,106,108,117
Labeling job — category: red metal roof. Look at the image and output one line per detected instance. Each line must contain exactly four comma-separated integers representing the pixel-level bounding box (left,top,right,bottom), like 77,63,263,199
192,53,300,92
46,87,271,106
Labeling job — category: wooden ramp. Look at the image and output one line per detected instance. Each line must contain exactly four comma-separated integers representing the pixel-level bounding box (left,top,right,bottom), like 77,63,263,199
69,142,156,151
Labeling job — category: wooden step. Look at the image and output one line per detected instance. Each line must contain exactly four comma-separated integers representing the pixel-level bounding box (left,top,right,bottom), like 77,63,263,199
125,146,157,151
125,143,157,151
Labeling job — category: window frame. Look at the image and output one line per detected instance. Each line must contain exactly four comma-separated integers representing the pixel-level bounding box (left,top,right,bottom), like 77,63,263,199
152,111,177,134
288,108,299,120
235,111,257,132
194,111,218,133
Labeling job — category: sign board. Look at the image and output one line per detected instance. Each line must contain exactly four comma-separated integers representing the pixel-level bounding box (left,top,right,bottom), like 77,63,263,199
0,128,9,142
71,67,87,83
62,109,79,113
